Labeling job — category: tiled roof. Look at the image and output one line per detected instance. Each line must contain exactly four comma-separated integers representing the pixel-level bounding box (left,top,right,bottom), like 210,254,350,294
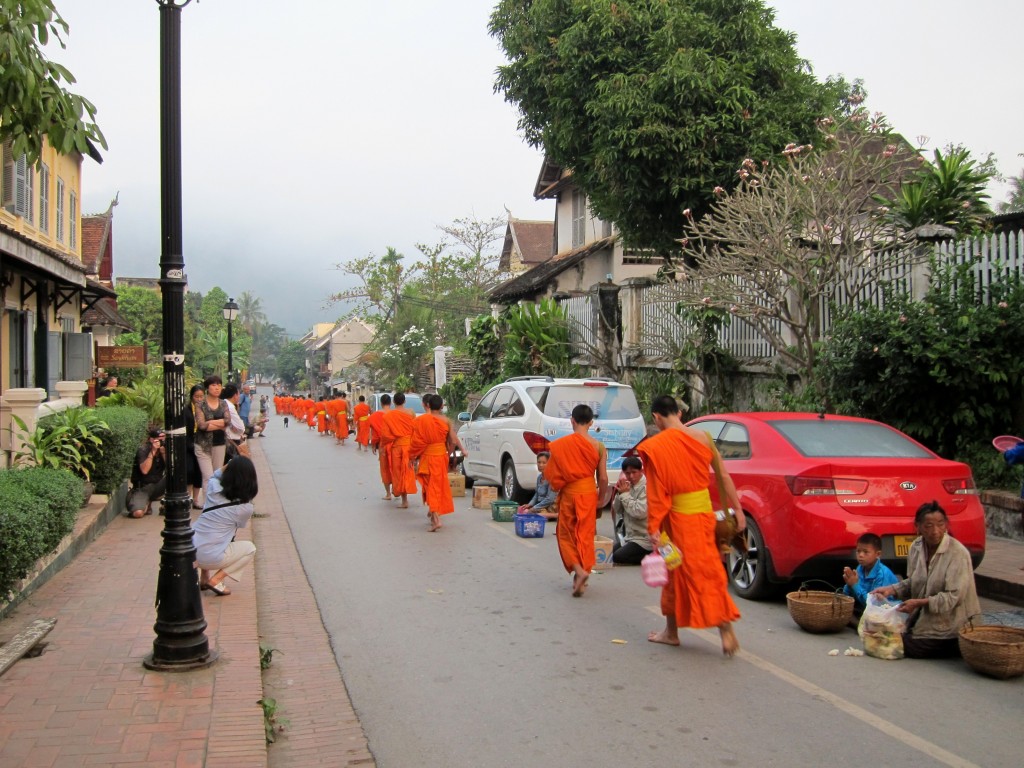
489,236,615,303
82,297,131,330
499,218,554,271
81,214,111,277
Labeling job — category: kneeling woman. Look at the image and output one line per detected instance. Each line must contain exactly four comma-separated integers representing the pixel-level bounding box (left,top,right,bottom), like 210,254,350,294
193,456,259,596
873,500,980,658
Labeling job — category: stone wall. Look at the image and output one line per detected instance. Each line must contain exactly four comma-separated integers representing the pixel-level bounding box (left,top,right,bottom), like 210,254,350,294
981,490,1024,542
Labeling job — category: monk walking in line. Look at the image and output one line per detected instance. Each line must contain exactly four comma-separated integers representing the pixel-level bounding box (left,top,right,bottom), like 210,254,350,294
335,393,350,445
353,395,371,451
368,394,393,500
384,392,418,508
411,394,464,532
637,395,744,657
544,404,608,598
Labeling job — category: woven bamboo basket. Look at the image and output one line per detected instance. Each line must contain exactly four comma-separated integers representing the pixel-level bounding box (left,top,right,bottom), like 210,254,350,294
958,623,1024,679
786,589,854,634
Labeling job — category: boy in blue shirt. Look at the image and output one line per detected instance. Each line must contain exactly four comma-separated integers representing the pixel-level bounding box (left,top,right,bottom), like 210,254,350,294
842,533,899,615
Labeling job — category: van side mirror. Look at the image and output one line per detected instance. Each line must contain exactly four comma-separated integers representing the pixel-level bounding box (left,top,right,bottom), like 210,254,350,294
458,412,471,422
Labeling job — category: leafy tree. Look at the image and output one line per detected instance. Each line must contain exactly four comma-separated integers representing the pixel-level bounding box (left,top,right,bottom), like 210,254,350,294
115,286,163,357
998,160,1024,213
882,146,994,235
237,291,267,335
490,0,851,253
819,258,1024,485
0,0,106,164
330,247,416,335
276,340,307,389
502,299,573,377
676,117,920,390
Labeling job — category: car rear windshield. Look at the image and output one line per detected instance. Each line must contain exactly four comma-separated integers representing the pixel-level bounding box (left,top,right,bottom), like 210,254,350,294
538,385,640,420
769,419,933,458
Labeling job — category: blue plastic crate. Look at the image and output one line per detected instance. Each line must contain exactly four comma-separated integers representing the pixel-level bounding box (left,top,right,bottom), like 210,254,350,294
514,513,546,538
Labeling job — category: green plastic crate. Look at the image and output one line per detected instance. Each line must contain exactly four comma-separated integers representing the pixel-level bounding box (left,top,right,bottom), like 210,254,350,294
490,500,518,522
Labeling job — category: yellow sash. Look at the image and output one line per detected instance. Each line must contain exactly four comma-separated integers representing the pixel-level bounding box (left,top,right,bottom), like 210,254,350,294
671,489,712,515
394,436,411,448
423,443,447,457
563,477,597,494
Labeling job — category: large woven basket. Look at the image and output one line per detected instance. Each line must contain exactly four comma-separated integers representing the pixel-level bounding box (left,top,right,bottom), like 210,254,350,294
959,623,1024,679
786,589,854,634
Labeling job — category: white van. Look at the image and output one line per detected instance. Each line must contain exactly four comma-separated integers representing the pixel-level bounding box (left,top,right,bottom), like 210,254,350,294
457,377,646,502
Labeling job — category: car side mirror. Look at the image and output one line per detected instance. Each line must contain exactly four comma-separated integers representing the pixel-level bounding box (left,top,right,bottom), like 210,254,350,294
458,412,471,422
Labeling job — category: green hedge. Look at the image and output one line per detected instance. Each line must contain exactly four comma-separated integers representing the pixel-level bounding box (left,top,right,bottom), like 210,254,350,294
0,467,83,599
87,406,148,494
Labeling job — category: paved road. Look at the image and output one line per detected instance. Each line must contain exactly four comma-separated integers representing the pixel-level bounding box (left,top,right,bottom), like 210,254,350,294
260,405,1022,768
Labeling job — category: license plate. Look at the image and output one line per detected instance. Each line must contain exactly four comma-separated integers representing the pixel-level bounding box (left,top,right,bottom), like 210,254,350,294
893,535,917,558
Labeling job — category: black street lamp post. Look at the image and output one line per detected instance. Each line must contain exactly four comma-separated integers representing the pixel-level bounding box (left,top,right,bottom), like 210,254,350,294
145,0,215,671
223,298,239,384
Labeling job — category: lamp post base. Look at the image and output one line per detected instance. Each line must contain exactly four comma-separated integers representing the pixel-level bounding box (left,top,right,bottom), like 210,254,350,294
143,648,219,672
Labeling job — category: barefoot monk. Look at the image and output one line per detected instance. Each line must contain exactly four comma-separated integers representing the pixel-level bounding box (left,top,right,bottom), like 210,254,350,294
368,395,393,500
637,395,744,657
544,404,608,598
411,394,464,532
384,392,418,508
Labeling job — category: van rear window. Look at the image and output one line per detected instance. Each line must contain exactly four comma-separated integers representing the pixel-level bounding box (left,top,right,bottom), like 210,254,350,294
540,386,640,420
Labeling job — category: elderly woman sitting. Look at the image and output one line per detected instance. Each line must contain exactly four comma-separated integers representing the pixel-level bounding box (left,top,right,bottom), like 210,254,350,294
193,456,259,597
873,500,980,658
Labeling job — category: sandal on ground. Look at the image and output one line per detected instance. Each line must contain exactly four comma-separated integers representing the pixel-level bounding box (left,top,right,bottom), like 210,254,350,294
207,582,231,597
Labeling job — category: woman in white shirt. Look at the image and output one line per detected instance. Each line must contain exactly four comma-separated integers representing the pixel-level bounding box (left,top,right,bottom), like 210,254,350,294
193,456,258,596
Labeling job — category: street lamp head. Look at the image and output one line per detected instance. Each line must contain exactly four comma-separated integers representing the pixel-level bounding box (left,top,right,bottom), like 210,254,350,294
223,298,239,322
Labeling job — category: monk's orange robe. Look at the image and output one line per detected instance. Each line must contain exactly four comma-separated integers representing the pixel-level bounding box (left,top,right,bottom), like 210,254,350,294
354,402,371,446
368,409,392,487
384,408,418,496
636,429,740,630
316,403,329,434
334,399,350,441
411,413,454,515
545,432,602,575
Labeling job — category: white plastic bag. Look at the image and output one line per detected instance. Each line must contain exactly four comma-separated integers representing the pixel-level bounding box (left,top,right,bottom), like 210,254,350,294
858,594,909,660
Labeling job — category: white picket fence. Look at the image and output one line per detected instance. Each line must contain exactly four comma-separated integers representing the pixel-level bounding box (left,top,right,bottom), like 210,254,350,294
557,228,1024,363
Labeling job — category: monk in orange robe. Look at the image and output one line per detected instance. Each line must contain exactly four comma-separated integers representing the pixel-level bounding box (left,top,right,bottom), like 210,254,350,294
544,404,608,598
334,394,350,444
411,394,464,531
367,395,393,500
316,401,330,435
637,395,744,657
353,396,371,451
383,392,418,508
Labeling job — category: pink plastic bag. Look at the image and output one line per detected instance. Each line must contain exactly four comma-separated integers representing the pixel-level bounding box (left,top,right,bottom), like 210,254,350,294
641,552,669,588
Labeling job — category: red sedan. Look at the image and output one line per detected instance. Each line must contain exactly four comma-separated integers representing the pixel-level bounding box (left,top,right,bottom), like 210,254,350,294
686,412,986,600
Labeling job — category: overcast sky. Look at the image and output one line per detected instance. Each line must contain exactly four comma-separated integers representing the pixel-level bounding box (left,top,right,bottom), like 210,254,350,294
52,1,1024,337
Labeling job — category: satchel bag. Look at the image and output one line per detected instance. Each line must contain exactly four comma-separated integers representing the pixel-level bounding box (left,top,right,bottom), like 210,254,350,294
710,442,748,556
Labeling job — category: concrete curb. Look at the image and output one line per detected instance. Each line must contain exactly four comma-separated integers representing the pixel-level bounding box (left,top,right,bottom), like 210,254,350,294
0,481,128,621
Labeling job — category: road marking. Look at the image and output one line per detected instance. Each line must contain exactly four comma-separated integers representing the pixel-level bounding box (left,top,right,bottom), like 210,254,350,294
643,607,980,768
486,521,539,548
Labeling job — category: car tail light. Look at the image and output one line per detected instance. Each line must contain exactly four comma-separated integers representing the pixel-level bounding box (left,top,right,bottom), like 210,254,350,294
522,431,550,455
942,477,978,495
786,476,868,496
583,381,609,387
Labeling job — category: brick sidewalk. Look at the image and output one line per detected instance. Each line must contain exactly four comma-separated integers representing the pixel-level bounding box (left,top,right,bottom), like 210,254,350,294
0,512,264,767
0,438,374,768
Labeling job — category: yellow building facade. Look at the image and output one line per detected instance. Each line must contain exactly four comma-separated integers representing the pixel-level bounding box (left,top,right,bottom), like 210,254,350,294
0,137,108,398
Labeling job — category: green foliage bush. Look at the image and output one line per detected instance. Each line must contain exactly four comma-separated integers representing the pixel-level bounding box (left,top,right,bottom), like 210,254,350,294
0,467,82,598
85,406,149,494
819,259,1024,483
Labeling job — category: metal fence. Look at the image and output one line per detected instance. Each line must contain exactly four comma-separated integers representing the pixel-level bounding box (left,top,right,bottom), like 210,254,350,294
560,293,596,356
556,227,1024,365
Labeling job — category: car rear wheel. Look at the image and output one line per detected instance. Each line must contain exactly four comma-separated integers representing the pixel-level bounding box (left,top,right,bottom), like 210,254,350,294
727,516,771,600
502,458,528,503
